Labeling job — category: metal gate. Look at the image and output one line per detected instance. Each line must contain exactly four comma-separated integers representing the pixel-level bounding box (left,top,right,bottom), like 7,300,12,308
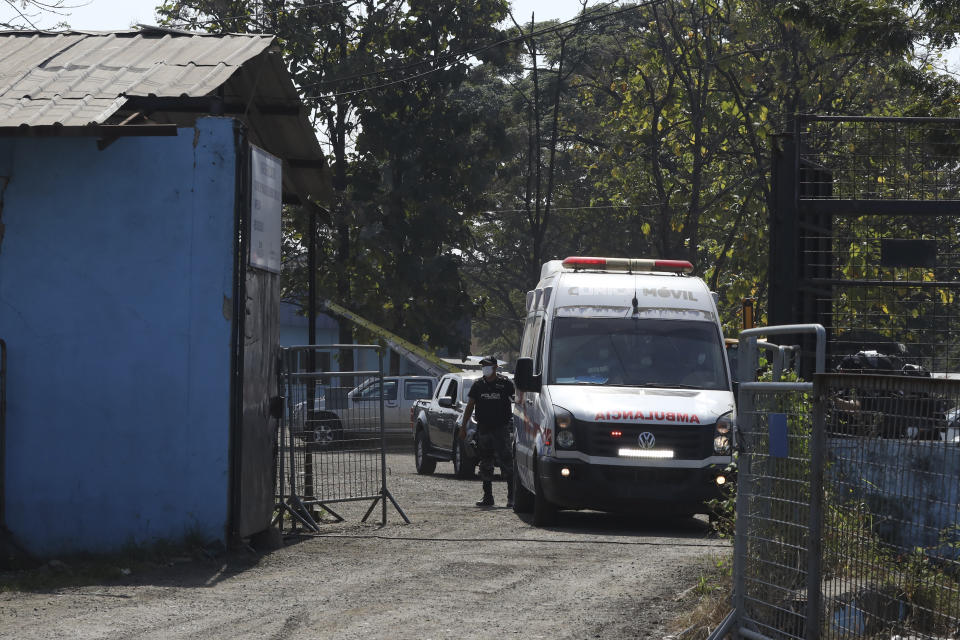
274,345,409,530
770,116,960,375
730,326,960,639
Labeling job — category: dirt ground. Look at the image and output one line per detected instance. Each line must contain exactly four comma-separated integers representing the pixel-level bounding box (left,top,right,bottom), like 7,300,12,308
0,452,731,640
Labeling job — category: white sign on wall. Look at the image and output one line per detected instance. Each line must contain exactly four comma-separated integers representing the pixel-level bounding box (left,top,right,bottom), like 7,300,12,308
250,145,282,273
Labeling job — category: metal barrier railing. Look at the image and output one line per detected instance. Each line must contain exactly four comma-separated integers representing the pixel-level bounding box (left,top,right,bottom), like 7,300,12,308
274,345,409,531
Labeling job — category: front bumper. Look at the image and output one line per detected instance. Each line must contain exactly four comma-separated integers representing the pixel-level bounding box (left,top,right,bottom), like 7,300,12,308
539,456,732,514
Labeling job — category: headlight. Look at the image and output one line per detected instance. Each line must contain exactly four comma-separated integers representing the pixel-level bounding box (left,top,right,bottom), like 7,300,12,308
714,411,735,455
554,406,575,448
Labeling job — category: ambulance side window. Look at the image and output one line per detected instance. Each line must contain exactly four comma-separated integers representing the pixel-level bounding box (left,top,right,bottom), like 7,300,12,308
520,314,537,358
534,317,546,375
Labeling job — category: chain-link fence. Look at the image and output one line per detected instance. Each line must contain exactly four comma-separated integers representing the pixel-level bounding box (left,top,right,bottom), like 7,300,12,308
731,327,960,639
274,345,408,530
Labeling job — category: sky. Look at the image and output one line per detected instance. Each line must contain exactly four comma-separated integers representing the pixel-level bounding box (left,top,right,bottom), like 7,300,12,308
4,0,958,73
0,0,588,30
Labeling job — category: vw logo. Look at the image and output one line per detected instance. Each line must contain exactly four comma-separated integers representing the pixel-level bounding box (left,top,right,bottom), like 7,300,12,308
638,432,656,449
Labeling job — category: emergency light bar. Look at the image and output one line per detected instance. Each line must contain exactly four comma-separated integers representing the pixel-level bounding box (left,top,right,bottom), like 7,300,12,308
562,257,693,274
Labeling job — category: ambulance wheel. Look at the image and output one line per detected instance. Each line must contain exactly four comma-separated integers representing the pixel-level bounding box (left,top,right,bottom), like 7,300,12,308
415,430,436,475
511,452,533,514
532,460,557,526
452,436,474,479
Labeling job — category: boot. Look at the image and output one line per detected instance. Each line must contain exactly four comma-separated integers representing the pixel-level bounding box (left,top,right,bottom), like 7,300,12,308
476,480,494,507
506,477,514,508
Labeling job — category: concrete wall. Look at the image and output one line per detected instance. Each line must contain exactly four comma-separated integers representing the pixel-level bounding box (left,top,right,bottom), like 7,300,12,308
0,118,238,555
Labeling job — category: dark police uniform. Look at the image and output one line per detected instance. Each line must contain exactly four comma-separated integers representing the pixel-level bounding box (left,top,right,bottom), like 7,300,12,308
468,374,516,502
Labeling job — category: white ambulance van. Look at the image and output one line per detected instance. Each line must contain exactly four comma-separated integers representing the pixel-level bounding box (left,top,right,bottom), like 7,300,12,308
511,256,735,525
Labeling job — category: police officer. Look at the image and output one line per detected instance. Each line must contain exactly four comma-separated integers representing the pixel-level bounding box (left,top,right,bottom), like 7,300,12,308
459,355,515,507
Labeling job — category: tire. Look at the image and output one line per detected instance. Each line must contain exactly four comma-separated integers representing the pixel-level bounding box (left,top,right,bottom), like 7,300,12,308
452,435,475,479
511,449,533,514
532,458,557,526
414,429,436,475
307,414,342,450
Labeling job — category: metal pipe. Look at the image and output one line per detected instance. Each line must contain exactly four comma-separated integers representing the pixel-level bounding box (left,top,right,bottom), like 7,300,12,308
737,627,776,640
739,324,826,375
378,348,387,526
806,377,828,639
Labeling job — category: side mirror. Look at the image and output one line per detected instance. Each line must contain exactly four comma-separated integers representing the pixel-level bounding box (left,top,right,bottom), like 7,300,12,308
514,357,541,392
438,396,453,408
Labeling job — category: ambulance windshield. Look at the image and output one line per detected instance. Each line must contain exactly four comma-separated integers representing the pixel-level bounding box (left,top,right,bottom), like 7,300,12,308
548,317,728,390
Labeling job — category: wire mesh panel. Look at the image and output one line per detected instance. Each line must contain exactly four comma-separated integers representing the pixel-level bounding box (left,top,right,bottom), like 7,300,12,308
816,373,960,640
799,118,960,203
800,212,960,374
736,386,817,640
275,345,408,529
772,116,960,377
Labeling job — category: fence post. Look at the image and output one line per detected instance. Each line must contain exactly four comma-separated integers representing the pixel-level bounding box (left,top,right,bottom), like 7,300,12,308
733,334,757,634
805,375,826,640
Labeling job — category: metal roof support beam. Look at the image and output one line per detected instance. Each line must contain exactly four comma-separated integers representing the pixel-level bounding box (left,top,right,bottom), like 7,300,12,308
122,96,301,117
0,124,178,138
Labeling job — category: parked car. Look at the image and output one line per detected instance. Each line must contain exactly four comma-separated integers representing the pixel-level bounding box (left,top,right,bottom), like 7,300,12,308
293,375,437,448
411,371,513,478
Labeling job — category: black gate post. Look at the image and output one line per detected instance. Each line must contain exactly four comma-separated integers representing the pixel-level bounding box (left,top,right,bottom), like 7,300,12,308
769,134,799,328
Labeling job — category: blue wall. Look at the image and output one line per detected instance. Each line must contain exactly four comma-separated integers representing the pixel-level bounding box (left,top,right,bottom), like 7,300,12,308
828,438,960,561
0,118,238,555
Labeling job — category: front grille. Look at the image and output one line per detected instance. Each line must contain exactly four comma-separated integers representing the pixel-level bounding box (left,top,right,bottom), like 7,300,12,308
580,421,714,459
600,467,699,485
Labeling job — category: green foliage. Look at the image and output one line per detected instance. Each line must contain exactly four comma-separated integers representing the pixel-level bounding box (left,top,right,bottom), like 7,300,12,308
161,0,960,361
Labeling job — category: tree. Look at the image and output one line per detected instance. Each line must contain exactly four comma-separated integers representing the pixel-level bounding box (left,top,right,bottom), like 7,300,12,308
1,0,76,29
158,0,511,369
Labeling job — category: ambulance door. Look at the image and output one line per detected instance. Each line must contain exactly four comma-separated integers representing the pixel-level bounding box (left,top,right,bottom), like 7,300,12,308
517,313,546,475
530,314,548,458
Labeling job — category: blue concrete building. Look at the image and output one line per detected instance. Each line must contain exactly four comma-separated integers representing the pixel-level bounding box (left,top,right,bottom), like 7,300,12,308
0,28,329,556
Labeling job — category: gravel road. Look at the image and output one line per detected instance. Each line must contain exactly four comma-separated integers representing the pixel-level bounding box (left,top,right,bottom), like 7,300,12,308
0,452,730,640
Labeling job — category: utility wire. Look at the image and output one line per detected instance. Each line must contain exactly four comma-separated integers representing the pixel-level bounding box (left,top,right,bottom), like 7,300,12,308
166,0,344,29
164,0,663,99
482,204,666,213
302,0,665,99
300,0,652,90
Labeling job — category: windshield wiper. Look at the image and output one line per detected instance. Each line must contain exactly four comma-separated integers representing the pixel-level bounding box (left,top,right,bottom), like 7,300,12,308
634,382,702,389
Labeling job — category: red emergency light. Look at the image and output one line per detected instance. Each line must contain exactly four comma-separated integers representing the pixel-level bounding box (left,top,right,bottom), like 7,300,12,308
561,257,693,274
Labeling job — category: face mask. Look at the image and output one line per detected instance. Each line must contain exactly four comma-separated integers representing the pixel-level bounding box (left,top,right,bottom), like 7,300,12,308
482,366,494,377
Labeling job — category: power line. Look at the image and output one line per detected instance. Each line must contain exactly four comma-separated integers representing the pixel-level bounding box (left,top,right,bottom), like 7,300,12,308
165,0,662,99
301,0,649,90
482,204,664,213
302,0,664,99
165,0,343,30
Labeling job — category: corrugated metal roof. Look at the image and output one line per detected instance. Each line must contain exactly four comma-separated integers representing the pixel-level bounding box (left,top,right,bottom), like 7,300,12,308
0,27,330,204
0,29,272,126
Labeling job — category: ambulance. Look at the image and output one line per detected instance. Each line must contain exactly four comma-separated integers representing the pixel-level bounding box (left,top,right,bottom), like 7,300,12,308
511,257,735,525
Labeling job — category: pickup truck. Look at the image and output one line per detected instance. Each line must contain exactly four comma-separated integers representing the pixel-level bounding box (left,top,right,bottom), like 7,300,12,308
294,375,437,448
411,371,489,478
